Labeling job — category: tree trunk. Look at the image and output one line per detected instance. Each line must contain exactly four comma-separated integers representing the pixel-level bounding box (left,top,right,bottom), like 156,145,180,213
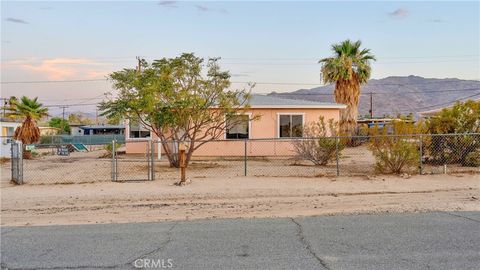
334,78,360,138
160,140,180,168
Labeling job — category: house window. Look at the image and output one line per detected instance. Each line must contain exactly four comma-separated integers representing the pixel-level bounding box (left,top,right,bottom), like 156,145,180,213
128,119,150,139
279,114,303,138
5,127,15,137
226,115,249,139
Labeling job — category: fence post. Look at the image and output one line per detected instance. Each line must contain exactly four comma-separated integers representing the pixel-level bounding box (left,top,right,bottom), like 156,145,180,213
244,139,248,176
335,136,340,176
419,134,423,175
146,141,151,181
150,140,155,181
179,143,186,184
11,141,23,185
111,140,117,181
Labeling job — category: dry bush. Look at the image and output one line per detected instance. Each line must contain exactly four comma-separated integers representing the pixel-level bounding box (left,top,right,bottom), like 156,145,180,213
369,121,424,174
99,142,122,158
292,117,344,166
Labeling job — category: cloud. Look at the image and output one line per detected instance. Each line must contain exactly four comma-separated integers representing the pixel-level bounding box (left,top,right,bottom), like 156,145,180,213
158,1,177,8
5,58,109,80
6,17,29,24
231,73,250,78
388,8,409,19
195,4,228,14
430,18,446,23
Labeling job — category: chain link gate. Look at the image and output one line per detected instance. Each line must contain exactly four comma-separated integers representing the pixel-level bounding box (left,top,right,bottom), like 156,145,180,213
112,140,155,182
11,141,23,185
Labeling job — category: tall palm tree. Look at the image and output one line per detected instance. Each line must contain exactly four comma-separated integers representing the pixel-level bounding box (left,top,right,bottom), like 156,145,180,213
319,40,375,136
8,96,48,158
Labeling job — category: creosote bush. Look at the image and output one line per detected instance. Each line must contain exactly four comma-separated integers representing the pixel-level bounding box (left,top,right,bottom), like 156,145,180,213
426,100,480,166
292,117,344,165
100,141,122,158
369,121,424,174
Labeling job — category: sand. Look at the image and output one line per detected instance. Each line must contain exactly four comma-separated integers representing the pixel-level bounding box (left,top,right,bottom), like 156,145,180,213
1,174,479,226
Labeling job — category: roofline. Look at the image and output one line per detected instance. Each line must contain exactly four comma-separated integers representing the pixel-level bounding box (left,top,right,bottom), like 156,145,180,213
249,104,347,109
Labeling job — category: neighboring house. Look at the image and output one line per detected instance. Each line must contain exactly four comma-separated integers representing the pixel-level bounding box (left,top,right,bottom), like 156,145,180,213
125,95,346,156
75,124,125,136
70,124,85,136
357,118,414,129
0,118,22,158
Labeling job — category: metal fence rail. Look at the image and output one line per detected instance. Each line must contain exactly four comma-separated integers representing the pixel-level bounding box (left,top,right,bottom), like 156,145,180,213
3,133,479,185
39,134,125,145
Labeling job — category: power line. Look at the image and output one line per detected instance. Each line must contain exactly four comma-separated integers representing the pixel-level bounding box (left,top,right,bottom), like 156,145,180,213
3,54,478,62
220,59,479,65
411,92,480,111
2,78,479,86
272,88,480,96
44,103,100,108
1,79,107,84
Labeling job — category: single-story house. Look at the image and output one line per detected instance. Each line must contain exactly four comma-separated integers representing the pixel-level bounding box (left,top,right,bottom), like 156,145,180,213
125,95,346,157
0,118,22,158
75,124,125,136
357,118,414,129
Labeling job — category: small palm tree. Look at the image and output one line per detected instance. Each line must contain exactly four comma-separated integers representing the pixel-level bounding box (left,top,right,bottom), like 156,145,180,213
319,40,376,136
8,96,48,158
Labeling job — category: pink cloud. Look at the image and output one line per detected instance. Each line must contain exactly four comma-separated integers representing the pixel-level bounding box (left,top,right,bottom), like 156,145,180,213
5,58,108,80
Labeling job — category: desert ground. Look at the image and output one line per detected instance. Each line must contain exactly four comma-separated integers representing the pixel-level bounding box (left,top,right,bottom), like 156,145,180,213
1,173,479,226
1,146,478,187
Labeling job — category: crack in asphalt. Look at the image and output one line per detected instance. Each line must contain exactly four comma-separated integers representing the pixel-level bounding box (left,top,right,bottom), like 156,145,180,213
124,222,178,267
290,218,332,270
2,265,118,270
2,223,178,270
443,212,480,223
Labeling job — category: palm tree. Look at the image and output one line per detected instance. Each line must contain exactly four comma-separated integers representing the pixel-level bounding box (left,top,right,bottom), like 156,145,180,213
319,40,375,136
8,96,48,158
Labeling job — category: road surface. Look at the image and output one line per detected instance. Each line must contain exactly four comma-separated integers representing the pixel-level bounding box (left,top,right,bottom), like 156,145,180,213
1,212,479,269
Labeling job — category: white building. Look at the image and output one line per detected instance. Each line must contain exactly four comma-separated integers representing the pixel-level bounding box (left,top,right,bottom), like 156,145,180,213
0,118,22,158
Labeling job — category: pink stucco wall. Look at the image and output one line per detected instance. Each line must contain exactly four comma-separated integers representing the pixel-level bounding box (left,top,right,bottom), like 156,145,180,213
125,108,341,156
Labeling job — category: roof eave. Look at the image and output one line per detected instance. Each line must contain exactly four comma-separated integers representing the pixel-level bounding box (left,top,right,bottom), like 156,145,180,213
249,105,347,109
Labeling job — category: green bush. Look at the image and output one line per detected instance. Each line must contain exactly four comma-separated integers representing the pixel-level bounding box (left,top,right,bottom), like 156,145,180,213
426,100,480,165
464,151,480,167
100,141,122,158
369,121,423,174
292,117,344,165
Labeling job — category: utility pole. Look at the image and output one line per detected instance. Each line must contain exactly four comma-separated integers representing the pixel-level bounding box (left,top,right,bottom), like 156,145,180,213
136,56,142,74
369,92,373,118
60,105,68,134
1,98,7,118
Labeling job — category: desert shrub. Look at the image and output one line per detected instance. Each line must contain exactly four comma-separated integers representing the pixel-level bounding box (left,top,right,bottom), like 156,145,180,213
464,151,480,167
426,100,480,165
369,121,423,174
292,117,344,165
100,141,122,158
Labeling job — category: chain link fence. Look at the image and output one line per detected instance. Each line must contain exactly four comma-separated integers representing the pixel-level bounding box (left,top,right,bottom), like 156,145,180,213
2,133,479,185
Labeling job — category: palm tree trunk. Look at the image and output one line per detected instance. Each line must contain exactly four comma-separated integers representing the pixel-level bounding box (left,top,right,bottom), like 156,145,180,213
334,78,360,137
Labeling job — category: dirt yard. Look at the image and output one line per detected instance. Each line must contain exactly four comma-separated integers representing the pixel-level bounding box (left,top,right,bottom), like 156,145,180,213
1,174,478,226
1,146,478,186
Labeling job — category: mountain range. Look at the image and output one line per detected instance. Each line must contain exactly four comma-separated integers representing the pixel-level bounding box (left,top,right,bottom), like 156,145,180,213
268,76,480,118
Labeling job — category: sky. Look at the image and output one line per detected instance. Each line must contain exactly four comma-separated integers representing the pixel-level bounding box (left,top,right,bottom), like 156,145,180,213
1,1,479,114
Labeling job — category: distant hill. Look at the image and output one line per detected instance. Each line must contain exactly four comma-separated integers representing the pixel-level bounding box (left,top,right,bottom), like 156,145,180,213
268,76,480,118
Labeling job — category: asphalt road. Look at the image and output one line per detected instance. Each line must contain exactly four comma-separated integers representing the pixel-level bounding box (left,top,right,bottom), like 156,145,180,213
1,211,479,270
